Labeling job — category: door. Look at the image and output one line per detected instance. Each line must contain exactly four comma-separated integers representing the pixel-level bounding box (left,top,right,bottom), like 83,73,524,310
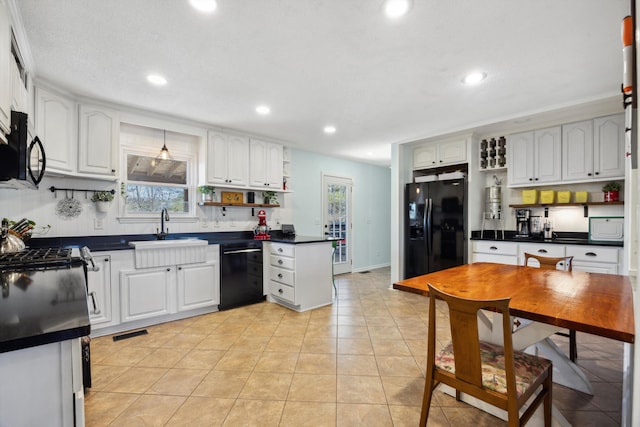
429,177,465,273
322,174,352,275
405,183,428,278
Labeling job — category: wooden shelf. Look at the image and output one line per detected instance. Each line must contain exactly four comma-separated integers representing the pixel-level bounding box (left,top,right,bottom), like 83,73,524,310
198,202,280,208
509,201,624,208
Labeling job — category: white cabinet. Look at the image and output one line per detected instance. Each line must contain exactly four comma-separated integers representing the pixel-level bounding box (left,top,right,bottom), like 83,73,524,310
0,0,10,137
87,254,112,326
206,131,249,186
120,266,173,322
35,86,77,174
518,243,565,266
562,114,625,182
471,241,519,265
249,139,283,189
508,126,561,186
413,139,467,169
593,114,625,179
177,245,220,311
10,58,28,114
267,241,333,312
565,245,620,274
78,104,119,176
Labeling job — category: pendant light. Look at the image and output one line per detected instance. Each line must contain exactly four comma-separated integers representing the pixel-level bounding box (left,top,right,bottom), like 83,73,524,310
152,130,173,166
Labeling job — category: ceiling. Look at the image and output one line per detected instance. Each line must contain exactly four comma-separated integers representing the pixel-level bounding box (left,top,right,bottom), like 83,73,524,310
13,0,629,166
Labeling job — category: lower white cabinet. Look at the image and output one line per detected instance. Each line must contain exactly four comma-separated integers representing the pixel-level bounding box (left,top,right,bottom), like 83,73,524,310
471,241,519,265
87,254,112,325
267,241,333,312
566,245,620,274
120,266,173,322
518,243,565,266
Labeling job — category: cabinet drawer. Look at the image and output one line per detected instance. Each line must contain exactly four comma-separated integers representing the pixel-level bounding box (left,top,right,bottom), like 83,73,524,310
270,243,295,257
270,266,294,286
473,241,518,256
270,280,295,303
519,243,565,261
270,254,295,270
565,245,619,264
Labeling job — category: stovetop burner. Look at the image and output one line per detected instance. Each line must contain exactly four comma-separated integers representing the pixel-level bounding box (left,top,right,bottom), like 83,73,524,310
0,248,74,270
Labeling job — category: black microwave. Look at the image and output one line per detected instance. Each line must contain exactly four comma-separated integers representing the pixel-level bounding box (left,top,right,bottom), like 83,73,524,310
0,111,46,189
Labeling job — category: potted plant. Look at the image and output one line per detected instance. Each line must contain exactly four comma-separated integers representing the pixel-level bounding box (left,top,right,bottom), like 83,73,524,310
262,191,279,205
91,191,114,213
197,185,216,202
602,181,621,202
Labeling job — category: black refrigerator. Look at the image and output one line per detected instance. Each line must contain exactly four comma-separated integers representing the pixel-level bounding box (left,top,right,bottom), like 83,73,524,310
405,172,467,279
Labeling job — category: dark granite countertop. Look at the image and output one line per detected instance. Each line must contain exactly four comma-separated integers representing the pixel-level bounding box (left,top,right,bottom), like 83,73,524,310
470,230,623,247
27,231,330,252
0,259,91,353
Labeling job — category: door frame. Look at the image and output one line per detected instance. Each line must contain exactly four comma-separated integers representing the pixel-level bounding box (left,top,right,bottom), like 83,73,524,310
321,173,353,275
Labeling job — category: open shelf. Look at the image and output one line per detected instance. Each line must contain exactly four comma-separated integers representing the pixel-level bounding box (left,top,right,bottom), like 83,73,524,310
509,201,623,208
198,202,280,208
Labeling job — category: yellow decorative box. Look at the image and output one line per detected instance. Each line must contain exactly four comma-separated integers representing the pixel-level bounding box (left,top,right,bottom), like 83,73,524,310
540,190,555,204
522,190,538,204
575,191,588,203
557,191,571,203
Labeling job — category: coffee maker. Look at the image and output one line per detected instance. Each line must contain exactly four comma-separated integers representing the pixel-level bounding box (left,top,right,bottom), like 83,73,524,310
515,209,531,237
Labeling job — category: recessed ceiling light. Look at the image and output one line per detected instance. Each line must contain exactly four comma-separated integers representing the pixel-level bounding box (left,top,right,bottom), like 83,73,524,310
256,105,271,115
146,74,167,86
324,126,337,134
383,0,412,18
190,0,217,13
462,72,487,85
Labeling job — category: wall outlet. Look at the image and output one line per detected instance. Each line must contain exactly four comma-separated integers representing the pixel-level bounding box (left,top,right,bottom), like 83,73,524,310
94,218,104,230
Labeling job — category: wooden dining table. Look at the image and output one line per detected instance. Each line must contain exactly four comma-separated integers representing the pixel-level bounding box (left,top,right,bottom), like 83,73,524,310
393,262,636,426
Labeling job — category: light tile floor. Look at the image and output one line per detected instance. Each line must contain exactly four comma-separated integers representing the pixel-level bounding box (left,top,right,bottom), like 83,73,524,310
86,267,624,426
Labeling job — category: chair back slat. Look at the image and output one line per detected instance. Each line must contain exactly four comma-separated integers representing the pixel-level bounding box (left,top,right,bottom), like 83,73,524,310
524,253,573,271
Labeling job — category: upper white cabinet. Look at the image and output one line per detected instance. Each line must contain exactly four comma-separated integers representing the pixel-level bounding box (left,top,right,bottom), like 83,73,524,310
206,131,249,187
35,86,77,173
0,0,11,137
78,104,119,176
249,139,283,189
9,57,28,114
413,138,467,169
508,126,561,186
562,114,624,182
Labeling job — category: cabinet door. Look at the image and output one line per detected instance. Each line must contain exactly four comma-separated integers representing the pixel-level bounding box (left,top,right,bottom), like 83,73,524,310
507,131,534,185
573,263,618,275
533,126,561,183
0,0,10,136
249,139,268,187
78,104,119,176
594,114,625,179
176,261,219,311
562,120,594,181
265,142,283,188
87,255,112,325
120,267,173,322
226,135,249,186
36,87,77,173
206,131,229,184
413,144,437,168
438,139,467,165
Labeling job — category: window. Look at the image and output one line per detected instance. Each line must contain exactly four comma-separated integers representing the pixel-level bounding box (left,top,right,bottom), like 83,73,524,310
120,124,198,216
125,154,190,214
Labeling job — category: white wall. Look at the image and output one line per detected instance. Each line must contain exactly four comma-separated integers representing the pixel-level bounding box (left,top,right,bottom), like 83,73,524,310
290,148,391,272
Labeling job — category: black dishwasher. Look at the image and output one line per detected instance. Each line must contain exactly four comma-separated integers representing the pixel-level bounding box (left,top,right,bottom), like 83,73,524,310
219,241,264,310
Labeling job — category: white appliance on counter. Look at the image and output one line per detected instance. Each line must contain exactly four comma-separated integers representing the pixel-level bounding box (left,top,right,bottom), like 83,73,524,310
589,217,624,242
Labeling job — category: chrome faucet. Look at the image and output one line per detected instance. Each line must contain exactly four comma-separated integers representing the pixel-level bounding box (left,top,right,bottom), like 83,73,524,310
155,208,170,240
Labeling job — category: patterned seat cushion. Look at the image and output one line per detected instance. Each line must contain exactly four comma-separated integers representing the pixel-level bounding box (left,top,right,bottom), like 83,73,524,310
435,341,551,396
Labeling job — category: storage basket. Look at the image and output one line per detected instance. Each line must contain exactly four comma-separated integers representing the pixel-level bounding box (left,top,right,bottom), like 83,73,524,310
540,190,555,204
522,190,538,204
574,191,588,203
557,191,571,203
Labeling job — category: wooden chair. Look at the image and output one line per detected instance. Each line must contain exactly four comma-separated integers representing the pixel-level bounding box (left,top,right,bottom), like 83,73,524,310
420,283,552,427
523,253,577,362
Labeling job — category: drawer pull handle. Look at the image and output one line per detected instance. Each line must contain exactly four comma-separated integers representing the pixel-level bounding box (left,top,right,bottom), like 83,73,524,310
278,248,283,253
278,273,283,278
278,259,283,265
278,288,283,294
585,252,597,257
89,291,101,315
489,246,498,250
537,249,547,254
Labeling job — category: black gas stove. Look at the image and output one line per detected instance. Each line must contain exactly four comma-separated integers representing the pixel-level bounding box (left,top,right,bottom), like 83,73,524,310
0,248,75,270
